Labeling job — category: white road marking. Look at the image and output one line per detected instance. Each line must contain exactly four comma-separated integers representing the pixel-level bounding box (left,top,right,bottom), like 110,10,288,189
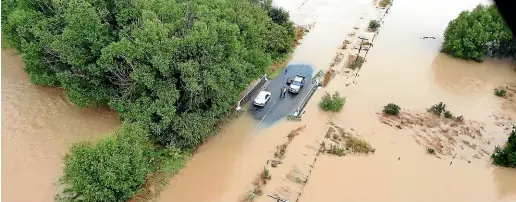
257,100,277,128
297,63,308,75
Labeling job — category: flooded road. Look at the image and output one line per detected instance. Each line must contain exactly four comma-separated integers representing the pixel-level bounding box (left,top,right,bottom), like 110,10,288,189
1,51,120,202
159,0,516,201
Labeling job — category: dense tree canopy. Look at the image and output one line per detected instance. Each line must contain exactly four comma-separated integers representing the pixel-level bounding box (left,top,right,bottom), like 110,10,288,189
62,124,151,201
2,0,295,147
441,4,515,62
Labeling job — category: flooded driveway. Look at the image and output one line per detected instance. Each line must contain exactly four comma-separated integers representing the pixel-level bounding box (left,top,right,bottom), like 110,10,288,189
248,63,315,127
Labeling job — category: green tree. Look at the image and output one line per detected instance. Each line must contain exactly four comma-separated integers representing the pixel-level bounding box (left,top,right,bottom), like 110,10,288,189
441,4,515,62
61,124,151,202
2,0,296,147
491,127,516,168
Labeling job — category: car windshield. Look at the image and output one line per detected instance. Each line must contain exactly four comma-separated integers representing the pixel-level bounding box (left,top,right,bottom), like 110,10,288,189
292,81,302,86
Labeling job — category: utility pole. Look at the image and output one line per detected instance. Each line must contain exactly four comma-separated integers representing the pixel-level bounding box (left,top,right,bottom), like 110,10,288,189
354,37,369,67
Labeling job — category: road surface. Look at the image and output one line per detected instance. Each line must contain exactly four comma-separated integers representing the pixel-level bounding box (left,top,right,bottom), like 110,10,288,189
248,63,315,127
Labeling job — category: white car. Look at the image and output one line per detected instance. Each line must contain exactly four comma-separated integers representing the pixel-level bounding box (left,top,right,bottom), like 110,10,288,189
253,91,272,107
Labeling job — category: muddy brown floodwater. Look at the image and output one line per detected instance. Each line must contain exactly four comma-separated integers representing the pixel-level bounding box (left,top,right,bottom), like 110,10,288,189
1,51,120,202
158,0,516,201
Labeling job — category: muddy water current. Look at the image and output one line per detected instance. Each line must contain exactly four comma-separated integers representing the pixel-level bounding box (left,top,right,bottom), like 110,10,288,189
1,51,120,202
158,0,516,201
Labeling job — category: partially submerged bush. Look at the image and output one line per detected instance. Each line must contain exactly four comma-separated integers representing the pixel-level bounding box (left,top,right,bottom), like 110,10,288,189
427,102,462,120
383,103,401,115
319,92,346,112
274,143,288,159
379,0,392,7
491,127,516,168
348,56,365,69
261,168,272,181
443,110,454,119
341,40,351,49
427,102,448,116
244,192,257,202
368,20,381,31
322,68,336,87
327,144,346,156
495,88,507,97
345,136,375,154
455,115,464,122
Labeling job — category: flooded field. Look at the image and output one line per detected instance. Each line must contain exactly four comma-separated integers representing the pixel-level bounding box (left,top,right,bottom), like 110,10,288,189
3,0,516,201
159,0,516,201
1,51,120,202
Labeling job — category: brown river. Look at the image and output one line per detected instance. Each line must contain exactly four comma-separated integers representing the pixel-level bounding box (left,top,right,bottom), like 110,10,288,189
3,0,516,201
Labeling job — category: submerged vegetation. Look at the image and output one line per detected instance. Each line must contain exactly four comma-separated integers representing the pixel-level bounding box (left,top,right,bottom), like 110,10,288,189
319,91,346,112
2,0,297,201
379,0,392,8
347,55,365,69
441,4,516,62
383,103,401,115
324,124,375,156
495,88,507,97
491,127,516,168
368,20,381,32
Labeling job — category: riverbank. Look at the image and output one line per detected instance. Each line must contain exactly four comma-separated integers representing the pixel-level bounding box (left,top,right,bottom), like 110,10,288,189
1,51,121,202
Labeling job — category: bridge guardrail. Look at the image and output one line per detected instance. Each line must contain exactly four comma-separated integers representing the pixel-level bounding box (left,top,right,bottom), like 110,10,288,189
236,74,268,110
292,70,322,117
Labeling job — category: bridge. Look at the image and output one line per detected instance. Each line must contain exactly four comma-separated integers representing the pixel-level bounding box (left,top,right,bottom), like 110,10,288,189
237,63,320,128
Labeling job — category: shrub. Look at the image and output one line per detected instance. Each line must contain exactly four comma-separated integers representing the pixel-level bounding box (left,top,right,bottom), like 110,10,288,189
322,69,336,87
427,102,447,116
379,0,392,7
327,144,346,156
383,103,401,115
261,168,271,181
491,127,516,168
345,136,375,154
244,192,257,201
495,88,507,97
319,92,346,112
455,115,464,122
427,148,436,154
253,187,263,196
348,56,365,69
443,110,454,119
368,20,381,31
61,124,152,202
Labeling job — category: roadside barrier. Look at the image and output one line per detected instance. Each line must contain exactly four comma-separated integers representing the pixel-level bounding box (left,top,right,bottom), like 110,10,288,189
236,74,268,110
292,71,322,117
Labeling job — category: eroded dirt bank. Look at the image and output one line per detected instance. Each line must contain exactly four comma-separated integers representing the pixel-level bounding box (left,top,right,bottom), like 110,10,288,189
1,51,121,202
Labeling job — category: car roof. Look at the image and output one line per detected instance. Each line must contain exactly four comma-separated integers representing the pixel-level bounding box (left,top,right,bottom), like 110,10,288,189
293,76,304,82
258,91,271,97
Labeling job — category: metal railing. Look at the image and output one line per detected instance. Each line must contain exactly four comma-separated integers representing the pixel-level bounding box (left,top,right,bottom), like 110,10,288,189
292,75,320,117
236,74,268,110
